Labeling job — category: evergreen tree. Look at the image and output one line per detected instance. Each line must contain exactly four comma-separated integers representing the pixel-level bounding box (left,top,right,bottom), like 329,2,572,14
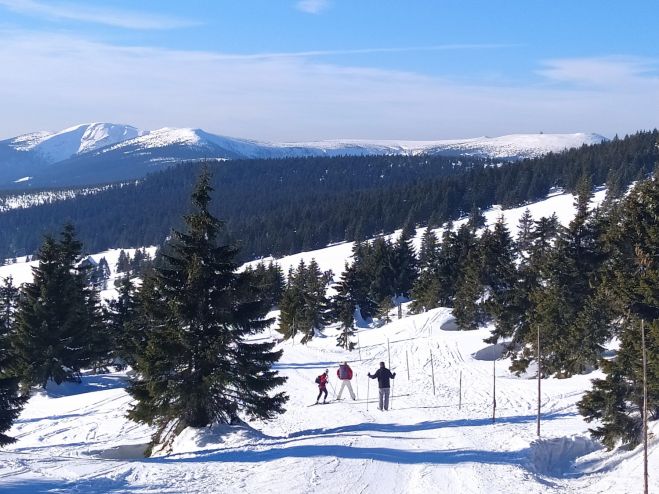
578,174,659,448
116,250,130,274
481,217,519,339
452,247,486,331
348,241,378,320
368,236,396,304
512,179,610,376
516,208,534,256
278,266,305,342
0,276,27,447
392,223,418,299
12,226,101,387
106,275,140,368
128,170,287,453
332,264,357,350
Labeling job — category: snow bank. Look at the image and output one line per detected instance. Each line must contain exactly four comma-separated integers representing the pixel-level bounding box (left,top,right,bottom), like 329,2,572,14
529,435,601,476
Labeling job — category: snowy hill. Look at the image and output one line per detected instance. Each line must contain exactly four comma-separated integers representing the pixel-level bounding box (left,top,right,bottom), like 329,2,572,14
0,123,606,188
1,188,657,493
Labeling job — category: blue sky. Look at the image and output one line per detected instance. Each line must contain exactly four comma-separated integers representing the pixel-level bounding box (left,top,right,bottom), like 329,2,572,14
0,0,657,140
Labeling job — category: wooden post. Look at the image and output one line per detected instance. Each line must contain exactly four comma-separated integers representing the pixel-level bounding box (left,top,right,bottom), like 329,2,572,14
366,375,370,411
537,325,541,437
387,338,391,370
492,357,496,423
430,349,436,396
397,302,402,320
406,350,410,381
642,319,648,494
357,331,362,361
459,370,462,411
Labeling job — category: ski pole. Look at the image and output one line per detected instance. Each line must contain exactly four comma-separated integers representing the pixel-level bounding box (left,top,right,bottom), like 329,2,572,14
329,379,337,400
390,377,395,410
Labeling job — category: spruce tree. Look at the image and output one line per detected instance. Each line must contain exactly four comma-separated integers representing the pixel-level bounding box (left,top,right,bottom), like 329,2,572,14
278,266,305,342
578,173,659,448
511,181,610,377
392,223,418,299
12,226,100,387
127,170,287,453
332,264,357,350
106,275,140,368
0,276,27,447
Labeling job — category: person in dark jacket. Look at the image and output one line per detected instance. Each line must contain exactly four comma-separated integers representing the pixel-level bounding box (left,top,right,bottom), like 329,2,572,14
316,369,329,404
368,362,396,411
336,362,356,400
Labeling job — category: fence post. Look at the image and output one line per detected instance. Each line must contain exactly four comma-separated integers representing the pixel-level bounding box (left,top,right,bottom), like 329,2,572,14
430,349,436,396
387,338,391,370
406,350,410,381
459,370,462,411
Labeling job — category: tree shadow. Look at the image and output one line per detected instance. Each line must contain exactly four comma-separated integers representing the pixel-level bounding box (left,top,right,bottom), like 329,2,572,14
287,411,575,438
43,374,127,397
163,443,529,467
0,476,138,493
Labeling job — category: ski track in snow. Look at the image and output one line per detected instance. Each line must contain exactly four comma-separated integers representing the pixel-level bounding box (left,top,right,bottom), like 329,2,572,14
0,188,657,493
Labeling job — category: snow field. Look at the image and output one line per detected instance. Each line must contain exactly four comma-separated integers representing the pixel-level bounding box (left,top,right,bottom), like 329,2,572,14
0,188,656,493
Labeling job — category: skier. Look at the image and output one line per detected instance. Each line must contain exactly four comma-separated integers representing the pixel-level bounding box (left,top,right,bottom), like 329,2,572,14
336,361,356,400
368,361,396,411
315,369,329,404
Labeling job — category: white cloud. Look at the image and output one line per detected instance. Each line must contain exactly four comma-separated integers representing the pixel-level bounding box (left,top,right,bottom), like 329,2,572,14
0,0,197,29
537,56,659,88
296,0,331,15
0,32,657,141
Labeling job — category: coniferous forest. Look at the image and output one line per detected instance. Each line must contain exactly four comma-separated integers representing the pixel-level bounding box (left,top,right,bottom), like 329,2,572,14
0,133,657,454
0,130,656,262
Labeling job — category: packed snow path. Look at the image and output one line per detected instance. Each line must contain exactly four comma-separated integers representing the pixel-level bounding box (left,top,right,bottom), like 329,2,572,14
1,307,657,493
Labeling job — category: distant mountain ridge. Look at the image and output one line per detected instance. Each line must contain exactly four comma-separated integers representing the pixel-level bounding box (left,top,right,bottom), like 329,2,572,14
0,123,607,188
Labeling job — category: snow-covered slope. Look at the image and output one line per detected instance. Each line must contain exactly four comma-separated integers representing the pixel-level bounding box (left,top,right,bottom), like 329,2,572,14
0,123,606,188
6,123,141,163
3,188,657,493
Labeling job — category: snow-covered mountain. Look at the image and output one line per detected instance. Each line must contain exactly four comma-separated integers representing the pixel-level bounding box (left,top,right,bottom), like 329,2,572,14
0,123,606,188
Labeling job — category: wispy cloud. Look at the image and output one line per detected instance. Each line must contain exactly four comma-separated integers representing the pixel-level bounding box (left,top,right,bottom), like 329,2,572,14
296,0,331,15
0,32,656,140
0,0,198,30
537,56,659,88
202,43,522,60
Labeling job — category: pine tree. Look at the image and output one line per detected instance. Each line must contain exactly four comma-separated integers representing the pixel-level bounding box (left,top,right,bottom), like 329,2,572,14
12,226,100,387
127,169,287,453
0,276,27,447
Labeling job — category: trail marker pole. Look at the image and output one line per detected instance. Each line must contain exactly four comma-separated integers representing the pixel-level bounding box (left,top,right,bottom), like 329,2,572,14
537,325,541,437
459,370,462,411
430,349,436,396
366,376,370,411
642,319,648,494
406,350,410,381
391,377,395,410
492,358,496,423
357,331,362,361
387,338,391,369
